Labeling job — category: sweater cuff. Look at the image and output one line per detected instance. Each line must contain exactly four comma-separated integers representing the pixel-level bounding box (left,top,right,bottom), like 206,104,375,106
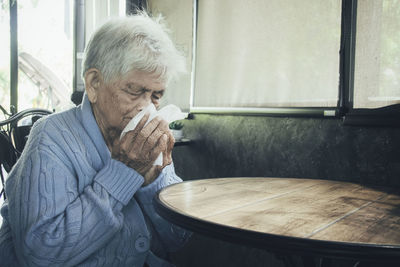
136,165,181,204
95,159,144,205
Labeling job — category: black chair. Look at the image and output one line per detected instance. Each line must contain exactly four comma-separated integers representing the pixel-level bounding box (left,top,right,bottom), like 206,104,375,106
0,108,52,200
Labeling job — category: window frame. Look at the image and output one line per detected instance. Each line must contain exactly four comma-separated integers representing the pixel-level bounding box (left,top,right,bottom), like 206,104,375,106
189,0,400,126
71,0,85,105
9,0,18,113
341,0,400,126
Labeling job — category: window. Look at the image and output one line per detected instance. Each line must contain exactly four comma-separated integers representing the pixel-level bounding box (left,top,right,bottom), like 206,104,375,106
85,0,126,43
194,0,342,109
0,0,127,113
148,0,193,112
0,0,74,113
353,0,400,109
72,0,126,99
0,1,10,211
17,0,74,111
0,1,10,119
149,0,400,121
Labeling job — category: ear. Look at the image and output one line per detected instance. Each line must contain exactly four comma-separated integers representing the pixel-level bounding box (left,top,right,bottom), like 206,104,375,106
84,68,102,103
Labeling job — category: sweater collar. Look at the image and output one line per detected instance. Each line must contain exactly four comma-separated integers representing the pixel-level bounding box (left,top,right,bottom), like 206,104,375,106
80,93,111,164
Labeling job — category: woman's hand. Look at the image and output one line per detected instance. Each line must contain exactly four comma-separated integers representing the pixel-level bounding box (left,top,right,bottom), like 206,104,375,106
111,113,175,185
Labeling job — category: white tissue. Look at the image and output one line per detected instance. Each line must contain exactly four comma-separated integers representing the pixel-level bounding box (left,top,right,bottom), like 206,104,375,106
120,104,186,166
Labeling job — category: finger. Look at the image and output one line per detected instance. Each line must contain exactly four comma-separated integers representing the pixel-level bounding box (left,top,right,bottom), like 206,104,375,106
142,119,169,154
112,140,129,165
136,112,151,133
131,116,163,153
120,112,150,154
148,134,168,162
166,130,175,153
119,129,137,154
164,131,174,165
111,130,130,161
142,129,164,155
162,146,172,167
156,118,170,132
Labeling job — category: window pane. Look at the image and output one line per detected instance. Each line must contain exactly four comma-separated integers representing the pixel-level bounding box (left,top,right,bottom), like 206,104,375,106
0,1,10,119
85,0,127,43
148,0,193,112
194,0,342,108
17,0,73,111
0,2,10,216
354,0,400,109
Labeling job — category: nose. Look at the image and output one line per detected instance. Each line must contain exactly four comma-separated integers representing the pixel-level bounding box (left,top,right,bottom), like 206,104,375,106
136,93,152,111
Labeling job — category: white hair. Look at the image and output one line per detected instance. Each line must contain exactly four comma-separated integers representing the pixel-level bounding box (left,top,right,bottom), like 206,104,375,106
82,12,185,85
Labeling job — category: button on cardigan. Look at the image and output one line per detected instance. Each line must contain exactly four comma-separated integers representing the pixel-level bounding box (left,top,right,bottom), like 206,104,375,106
0,95,190,267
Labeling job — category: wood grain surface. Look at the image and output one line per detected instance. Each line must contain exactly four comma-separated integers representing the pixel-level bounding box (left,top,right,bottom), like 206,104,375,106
158,178,400,246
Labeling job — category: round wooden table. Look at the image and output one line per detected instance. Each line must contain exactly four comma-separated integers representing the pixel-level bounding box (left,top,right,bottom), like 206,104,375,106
154,177,400,263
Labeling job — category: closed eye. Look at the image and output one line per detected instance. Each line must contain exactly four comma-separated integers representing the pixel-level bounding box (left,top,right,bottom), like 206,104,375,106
122,87,143,96
152,94,161,100
152,90,164,100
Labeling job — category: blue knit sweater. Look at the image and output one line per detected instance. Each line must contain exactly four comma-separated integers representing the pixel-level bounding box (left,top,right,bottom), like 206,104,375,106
0,95,190,267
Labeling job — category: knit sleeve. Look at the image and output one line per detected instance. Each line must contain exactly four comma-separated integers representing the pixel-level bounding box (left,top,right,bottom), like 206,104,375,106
135,164,192,253
6,143,144,267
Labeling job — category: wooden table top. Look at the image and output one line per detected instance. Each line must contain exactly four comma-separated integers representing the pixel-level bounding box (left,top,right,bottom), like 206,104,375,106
154,177,400,261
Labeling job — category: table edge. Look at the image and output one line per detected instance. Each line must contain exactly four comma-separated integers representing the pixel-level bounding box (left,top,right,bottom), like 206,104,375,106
154,181,400,261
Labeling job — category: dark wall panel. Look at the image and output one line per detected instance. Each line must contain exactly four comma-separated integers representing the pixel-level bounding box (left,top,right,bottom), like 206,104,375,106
173,114,400,187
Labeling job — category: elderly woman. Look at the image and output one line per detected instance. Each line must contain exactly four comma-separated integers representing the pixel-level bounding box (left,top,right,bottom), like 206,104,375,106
0,12,190,267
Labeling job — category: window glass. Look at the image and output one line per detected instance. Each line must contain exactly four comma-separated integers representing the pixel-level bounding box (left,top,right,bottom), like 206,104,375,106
0,1,10,119
193,0,342,108
354,0,400,109
85,0,126,43
148,0,193,112
0,0,10,214
17,0,73,111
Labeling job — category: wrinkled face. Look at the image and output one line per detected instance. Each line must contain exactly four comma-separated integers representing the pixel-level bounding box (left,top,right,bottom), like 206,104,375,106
87,69,165,140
